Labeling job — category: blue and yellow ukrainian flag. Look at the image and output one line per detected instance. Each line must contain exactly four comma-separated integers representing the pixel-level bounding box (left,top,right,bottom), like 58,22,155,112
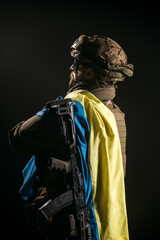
20,89,129,240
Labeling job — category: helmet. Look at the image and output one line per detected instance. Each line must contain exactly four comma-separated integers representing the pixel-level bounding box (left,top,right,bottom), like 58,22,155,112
71,35,133,81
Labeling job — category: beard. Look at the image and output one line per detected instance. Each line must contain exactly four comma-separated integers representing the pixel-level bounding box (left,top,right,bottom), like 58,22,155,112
69,69,86,88
69,72,76,88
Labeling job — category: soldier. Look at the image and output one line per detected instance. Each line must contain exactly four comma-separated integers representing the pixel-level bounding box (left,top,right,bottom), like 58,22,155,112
68,35,134,176
9,35,134,240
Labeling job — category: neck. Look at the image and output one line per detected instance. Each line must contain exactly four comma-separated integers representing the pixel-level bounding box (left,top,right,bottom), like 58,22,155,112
67,78,116,95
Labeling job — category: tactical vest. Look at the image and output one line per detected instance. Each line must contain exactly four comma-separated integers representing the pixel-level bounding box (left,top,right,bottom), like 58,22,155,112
91,87,127,176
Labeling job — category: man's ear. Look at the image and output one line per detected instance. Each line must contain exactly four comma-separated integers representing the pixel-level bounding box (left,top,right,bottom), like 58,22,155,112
84,67,95,80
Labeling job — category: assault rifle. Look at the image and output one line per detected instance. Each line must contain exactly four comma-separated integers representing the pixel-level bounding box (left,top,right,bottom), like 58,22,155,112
39,98,92,240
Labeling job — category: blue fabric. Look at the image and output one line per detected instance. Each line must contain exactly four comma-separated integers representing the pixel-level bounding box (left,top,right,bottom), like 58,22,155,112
19,99,99,239
73,101,99,239
19,155,37,201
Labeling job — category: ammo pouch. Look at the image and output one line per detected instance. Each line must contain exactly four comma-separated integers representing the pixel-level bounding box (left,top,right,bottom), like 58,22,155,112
25,99,92,240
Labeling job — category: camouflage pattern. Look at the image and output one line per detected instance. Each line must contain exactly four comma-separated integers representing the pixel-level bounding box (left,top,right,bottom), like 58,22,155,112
71,35,134,82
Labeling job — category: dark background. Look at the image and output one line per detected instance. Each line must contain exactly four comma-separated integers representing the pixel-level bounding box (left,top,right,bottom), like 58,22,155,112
0,1,159,239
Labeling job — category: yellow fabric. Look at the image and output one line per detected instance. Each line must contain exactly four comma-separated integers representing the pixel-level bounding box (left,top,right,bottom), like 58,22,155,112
66,90,129,240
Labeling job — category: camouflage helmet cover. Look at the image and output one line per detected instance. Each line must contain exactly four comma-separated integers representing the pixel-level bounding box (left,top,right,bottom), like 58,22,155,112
71,35,134,81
